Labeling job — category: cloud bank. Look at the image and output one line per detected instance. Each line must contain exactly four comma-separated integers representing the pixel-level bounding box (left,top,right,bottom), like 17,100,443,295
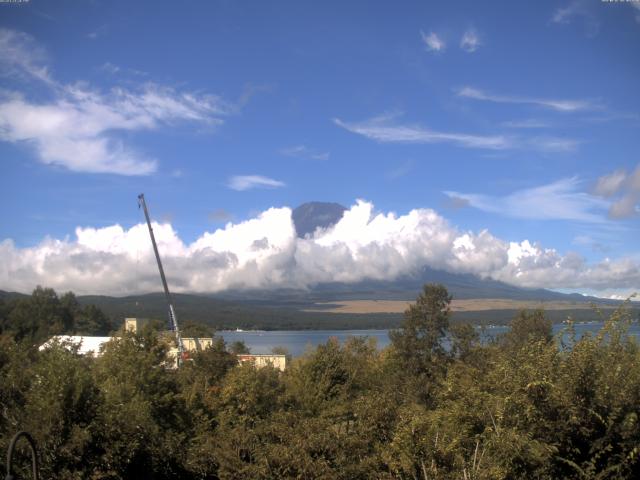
1,200,638,296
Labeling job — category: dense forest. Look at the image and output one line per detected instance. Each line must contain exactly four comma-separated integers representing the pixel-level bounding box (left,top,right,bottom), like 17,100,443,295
1,285,639,479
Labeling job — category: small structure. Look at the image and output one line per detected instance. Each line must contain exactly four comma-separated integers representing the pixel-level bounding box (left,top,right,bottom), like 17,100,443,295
40,318,289,370
237,354,288,372
124,317,146,333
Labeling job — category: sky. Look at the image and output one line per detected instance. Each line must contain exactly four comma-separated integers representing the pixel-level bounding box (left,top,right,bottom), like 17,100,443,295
0,0,639,299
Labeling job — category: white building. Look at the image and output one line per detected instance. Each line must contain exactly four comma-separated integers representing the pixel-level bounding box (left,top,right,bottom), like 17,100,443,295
40,317,289,370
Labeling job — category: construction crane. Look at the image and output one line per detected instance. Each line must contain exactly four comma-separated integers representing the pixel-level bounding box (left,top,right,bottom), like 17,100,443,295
138,193,186,365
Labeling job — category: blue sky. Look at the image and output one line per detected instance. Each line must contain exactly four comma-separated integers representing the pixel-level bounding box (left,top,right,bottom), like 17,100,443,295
0,0,639,298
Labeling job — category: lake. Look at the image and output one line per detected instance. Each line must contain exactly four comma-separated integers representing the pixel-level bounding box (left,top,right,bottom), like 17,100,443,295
220,322,640,357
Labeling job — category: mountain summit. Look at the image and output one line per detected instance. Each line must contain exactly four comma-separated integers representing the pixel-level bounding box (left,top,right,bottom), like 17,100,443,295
292,202,347,238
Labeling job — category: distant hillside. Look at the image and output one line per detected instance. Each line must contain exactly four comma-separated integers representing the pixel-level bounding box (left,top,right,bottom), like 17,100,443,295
75,292,401,331
0,290,27,301
302,267,610,302
2,287,633,331
210,266,612,304
76,291,632,330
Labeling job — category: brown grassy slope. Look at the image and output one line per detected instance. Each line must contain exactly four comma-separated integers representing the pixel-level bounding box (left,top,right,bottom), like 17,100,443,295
304,299,617,314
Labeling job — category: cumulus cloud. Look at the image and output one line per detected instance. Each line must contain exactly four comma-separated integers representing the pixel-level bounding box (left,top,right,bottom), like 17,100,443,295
1,200,638,296
446,177,609,222
593,165,640,219
227,175,286,191
457,86,598,112
460,29,481,52
0,28,233,175
420,31,445,52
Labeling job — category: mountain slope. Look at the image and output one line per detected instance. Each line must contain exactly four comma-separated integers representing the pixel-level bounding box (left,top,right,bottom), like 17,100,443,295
292,202,347,238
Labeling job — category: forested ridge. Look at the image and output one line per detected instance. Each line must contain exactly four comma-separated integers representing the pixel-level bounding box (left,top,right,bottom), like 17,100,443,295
1,285,639,479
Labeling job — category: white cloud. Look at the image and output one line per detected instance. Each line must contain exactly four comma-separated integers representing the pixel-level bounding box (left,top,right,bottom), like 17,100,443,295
594,169,628,197
445,177,609,222
334,115,578,153
280,145,329,161
386,159,414,180
99,62,121,75
420,31,445,52
552,1,586,24
1,200,638,296
87,25,108,40
457,86,598,112
334,115,512,150
551,1,599,36
502,119,551,129
0,28,53,85
530,136,580,153
593,165,640,219
227,175,286,191
460,29,480,52
0,28,233,175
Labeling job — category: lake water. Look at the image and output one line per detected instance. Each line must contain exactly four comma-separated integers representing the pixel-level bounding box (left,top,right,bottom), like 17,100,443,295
220,322,640,357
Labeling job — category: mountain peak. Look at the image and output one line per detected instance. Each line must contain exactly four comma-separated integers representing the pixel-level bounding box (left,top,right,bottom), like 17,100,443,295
292,202,347,238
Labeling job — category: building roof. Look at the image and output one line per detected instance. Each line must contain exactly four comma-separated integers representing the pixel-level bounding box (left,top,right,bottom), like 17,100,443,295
39,335,112,356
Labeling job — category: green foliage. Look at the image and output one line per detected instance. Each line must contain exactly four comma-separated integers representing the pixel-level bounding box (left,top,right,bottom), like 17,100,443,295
501,308,553,349
181,320,214,338
449,322,480,362
389,283,452,404
228,340,250,354
74,304,112,335
1,285,639,479
0,287,112,343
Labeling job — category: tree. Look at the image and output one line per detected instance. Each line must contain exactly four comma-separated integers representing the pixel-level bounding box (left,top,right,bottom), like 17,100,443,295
449,322,480,362
502,309,552,349
4,287,71,343
74,304,111,335
0,288,110,342
91,331,190,478
389,283,452,404
271,346,289,356
181,320,214,338
19,342,102,480
229,340,250,355
59,291,80,319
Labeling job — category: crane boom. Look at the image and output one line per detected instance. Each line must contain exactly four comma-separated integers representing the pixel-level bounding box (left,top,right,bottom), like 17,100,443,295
138,194,185,365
